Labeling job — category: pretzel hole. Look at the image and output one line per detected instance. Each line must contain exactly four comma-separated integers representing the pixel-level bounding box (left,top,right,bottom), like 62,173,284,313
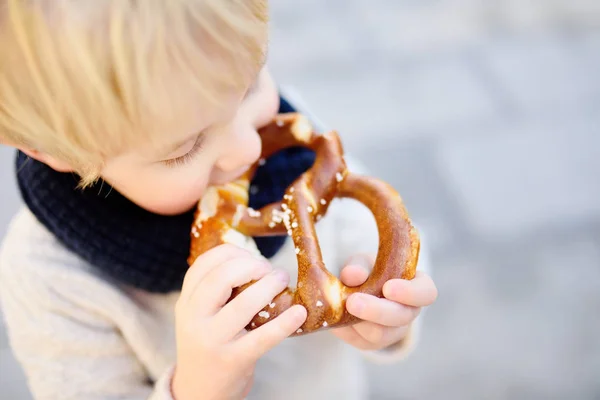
274,195,379,289
332,197,379,281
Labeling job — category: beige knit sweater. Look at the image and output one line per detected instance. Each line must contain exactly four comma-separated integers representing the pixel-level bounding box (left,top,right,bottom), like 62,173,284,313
0,173,429,399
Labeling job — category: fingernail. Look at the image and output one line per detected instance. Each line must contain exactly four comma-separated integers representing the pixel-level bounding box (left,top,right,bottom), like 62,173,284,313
347,255,372,271
383,279,396,295
292,305,307,321
350,294,365,315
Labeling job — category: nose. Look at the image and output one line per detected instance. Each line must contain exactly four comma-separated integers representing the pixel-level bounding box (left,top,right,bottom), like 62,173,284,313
215,124,262,173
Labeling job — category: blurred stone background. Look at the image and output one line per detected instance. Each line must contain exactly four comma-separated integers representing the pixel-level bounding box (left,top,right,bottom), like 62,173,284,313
1,1,599,399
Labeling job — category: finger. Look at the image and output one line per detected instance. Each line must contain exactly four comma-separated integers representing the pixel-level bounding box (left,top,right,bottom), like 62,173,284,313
329,326,375,351
346,293,420,327
345,253,376,269
352,321,409,348
233,304,307,362
382,271,438,307
181,244,259,299
214,269,292,335
189,256,272,316
339,264,370,287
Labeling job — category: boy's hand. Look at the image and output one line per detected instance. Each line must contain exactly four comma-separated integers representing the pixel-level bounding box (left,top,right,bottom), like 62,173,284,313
330,255,437,352
172,244,307,400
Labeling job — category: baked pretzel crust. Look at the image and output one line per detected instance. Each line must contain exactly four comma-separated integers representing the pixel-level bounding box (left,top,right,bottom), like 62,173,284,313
187,113,420,336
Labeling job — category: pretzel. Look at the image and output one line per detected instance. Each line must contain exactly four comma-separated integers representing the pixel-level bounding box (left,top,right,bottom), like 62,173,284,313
187,113,420,336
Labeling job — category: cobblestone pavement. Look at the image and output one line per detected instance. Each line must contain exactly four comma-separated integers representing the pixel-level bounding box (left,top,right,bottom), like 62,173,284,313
1,1,600,399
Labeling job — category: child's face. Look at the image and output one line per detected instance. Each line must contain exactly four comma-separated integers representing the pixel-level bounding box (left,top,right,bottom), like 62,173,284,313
100,66,280,216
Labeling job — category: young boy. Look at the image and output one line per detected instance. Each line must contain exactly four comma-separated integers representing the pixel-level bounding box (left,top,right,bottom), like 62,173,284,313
0,1,437,399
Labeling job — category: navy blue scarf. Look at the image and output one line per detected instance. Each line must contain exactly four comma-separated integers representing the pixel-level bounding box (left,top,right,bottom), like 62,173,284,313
16,97,315,293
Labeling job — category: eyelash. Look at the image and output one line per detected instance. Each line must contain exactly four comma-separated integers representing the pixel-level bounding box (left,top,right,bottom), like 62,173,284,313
162,135,205,168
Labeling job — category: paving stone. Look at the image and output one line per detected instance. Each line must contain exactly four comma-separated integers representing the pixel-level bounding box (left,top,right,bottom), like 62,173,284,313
0,312,8,353
0,147,20,241
0,149,26,399
477,35,600,115
272,55,500,149
367,232,600,399
352,0,491,55
578,31,600,101
268,1,369,75
538,0,600,28
348,137,470,253
434,111,600,240
342,0,600,58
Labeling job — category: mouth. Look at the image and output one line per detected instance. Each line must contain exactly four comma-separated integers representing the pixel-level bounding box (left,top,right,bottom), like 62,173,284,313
230,165,252,181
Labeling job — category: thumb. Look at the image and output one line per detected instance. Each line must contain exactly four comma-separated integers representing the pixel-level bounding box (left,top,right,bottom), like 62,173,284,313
339,254,374,287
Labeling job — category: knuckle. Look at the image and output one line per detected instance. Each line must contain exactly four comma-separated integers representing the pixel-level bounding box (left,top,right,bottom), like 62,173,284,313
231,286,268,312
249,259,272,275
226,256,271,278
368,301,383,321
253,270,283,290
229,297,257,318
259,258,274,272
219,243,252,259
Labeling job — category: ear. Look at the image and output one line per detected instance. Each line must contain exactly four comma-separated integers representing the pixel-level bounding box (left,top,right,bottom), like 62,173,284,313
19,147,74,173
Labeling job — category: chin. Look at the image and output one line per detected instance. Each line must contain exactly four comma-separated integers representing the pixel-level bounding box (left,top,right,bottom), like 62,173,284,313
130,193,201,216
146,202,198,216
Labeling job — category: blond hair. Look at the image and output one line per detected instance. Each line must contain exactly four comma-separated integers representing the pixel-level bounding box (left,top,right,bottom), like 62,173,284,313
0,0,268,185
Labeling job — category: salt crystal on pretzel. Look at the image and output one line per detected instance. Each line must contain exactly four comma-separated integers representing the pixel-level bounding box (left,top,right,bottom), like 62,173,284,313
187,113,420,336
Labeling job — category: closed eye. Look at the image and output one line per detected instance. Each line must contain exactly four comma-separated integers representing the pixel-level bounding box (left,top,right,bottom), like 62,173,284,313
162,134,205,168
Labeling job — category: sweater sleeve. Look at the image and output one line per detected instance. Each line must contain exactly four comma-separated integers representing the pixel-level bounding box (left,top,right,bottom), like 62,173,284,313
0,210,175,400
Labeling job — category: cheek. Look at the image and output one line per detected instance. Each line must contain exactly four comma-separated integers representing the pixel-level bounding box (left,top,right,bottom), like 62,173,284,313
102,163,211,215
142,176,208,215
